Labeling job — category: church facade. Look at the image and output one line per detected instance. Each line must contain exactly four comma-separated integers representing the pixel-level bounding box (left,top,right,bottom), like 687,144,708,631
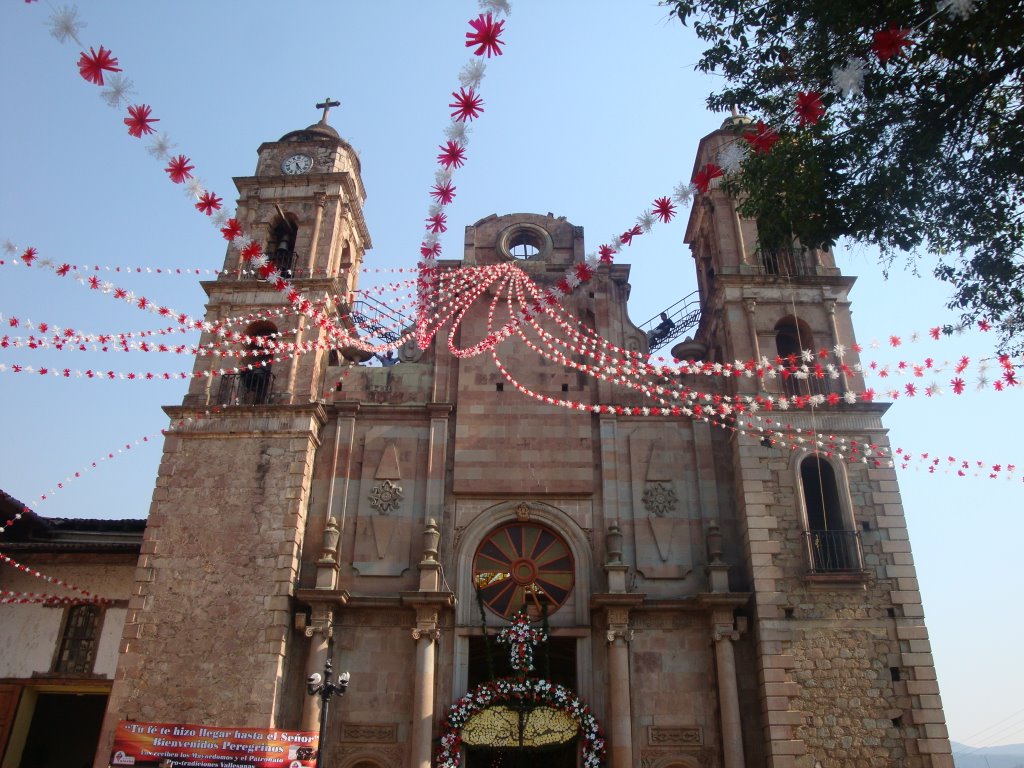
94,115,953,768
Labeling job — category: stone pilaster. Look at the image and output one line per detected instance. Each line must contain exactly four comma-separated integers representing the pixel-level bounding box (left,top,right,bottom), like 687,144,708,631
712,615,746,768
402,519,455,768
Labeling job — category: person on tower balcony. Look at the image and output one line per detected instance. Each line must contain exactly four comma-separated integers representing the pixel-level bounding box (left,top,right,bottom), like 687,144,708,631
647,312,675,346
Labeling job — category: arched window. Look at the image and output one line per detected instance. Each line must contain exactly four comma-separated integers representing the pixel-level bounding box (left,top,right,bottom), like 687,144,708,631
218,322,277,405
267,217,298,277
774,316,833,398
775,316,812,363
799,456,862,573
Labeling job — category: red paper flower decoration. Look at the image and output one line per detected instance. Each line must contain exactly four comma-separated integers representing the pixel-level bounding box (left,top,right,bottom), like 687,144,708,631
77,46,121,86
744,120,780,153
620,225,643,246
598,244,615,264
241,241,263,261
872,25,914,63
165,155,195,184
420,242,442,258
124,104,159,138
652,197,676,223
194,192,223,216
56,263,71,276
794,92,825,125
575,262,594,282
693,163,724,194
430,180,457,205
426,213,448,233
20,247,37,266
449,87,484,122
220,218,243,241
465,12,506,58
437,141,467,169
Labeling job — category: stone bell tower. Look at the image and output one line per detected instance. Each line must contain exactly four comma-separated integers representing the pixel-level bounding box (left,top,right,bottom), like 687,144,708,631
681,117,954,768
96,104,371,760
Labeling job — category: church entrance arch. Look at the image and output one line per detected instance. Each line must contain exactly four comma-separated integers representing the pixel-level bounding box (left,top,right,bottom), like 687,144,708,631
438,612,605,768
437,677,604,768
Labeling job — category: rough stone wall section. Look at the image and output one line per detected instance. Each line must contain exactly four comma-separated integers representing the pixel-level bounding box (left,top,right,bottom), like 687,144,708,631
732,429,953,768
96,406,325,765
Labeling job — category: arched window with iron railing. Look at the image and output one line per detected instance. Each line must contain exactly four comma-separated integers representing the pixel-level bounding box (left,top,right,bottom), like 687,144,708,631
217,321,277,406
799,456,863,573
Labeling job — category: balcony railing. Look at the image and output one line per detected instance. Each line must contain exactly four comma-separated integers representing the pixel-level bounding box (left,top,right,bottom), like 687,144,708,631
349,295,409,346
753,246,816,276
640,290,702,354
803,529,864,573
763,371,842,399
216,370,275,406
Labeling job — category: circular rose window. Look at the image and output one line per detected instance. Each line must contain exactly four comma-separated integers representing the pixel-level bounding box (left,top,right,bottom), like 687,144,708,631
473,522,575,618
497,224,553,261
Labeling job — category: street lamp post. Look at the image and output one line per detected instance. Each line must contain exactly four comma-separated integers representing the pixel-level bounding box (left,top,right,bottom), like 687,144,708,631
306,656,350,768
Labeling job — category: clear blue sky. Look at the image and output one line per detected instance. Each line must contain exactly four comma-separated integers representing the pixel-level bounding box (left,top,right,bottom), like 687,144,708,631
0,1,1020,750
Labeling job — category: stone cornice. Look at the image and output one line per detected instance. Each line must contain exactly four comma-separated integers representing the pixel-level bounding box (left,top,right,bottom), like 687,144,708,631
294,588,351,607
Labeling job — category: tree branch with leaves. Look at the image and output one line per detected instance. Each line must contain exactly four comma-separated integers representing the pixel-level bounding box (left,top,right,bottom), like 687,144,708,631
665,0,1024,351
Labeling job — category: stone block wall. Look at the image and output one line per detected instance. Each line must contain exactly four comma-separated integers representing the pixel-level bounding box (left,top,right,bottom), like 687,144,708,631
326,607,417,768
628,612,720,767
730,425,953,768
97,405,325,766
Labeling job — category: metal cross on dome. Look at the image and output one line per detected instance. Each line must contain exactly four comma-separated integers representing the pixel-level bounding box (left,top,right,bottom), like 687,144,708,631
316,97,340,122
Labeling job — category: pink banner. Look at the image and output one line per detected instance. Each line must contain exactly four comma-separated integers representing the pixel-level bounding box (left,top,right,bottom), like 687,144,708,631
110,720,318,768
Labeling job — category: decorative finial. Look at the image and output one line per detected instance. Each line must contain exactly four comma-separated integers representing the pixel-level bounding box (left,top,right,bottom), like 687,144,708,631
606,522,623,565
315,97,340,123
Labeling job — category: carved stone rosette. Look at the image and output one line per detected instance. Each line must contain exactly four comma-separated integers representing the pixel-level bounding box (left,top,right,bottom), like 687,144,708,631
642,482,678,517
368,479,403,514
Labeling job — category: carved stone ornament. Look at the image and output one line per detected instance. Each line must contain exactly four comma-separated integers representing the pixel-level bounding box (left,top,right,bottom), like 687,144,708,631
647,725,704,746
642,482,678,517
340,723,397,743
368,479,404,514
606,628,634,644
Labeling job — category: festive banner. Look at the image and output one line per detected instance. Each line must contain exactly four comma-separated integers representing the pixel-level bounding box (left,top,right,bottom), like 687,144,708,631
110,721,318,768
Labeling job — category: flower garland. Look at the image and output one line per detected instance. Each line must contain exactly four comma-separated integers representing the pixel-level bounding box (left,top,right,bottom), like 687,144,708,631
437,677,606,768
496,609,547,672
0,552,110,601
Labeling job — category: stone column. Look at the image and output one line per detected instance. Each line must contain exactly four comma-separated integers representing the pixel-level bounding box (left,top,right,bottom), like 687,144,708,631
744,299,761,363
712,623,746,768
402,520,454,768
824,299,849,391
301,607,334,731
606,609,634,768
410,621,440,768
306,192,327,276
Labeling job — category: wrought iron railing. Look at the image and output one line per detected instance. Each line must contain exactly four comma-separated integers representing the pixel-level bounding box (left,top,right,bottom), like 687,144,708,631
220,251,301,281
641,290,702,353
804,529,864,573
753,246,815,276
764,372,842,399
349,295,409,346
216,370,275,406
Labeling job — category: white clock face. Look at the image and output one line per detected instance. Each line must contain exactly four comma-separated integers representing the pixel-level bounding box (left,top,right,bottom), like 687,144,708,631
282,154,313,175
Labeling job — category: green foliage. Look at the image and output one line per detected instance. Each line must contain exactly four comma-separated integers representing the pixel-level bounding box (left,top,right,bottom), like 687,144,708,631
665,0,1024,351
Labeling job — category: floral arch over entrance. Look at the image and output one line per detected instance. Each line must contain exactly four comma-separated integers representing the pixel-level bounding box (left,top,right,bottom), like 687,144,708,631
436,677,606,768
438,610,605,768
